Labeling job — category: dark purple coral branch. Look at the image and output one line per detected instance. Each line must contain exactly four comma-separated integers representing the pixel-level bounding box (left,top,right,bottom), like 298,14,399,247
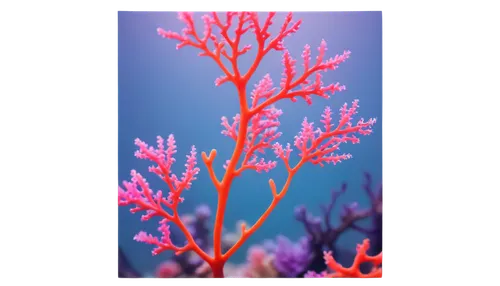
294,172,382,271
166,204,212,277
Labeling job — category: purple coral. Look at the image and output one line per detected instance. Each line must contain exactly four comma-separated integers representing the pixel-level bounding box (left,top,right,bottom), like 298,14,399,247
266,235,312,277
190,204,211,250
361,172,382,255
294,173,382,272
168,204,213,277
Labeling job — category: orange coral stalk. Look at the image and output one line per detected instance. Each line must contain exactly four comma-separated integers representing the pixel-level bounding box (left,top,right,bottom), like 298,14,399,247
120,12,377,278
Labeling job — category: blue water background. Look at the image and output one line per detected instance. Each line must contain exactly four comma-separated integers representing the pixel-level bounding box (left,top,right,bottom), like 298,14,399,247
119,11,382,275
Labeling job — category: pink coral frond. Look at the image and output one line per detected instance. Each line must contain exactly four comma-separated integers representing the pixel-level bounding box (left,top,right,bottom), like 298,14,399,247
280,43,349,104
132,135,199,198
280,50,297,89
177,145,201,190
133,219,177,256
158,12,305,88
221,114,240,140
251,74,276,108
293,118,315,155
302,44,311,71
134,135,177,184
119,169,174,214
239,105,283,171
228,104,283,175
158,11,346,104
119,135,202,253
246,156,277,173
320,106,333,132
215,75,230,86
272,142,293,162
249,41,351,112
270,12,302,51
272,100,375,167
120,160,193,257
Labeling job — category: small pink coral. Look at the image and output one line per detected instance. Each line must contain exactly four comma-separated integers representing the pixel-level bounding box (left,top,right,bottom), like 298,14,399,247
156,261,182,278
242,245,278,278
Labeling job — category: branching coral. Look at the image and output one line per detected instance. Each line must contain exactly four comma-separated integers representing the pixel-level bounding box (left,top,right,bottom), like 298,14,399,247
119,12,376,277
153,204,238,278
305,239,382,278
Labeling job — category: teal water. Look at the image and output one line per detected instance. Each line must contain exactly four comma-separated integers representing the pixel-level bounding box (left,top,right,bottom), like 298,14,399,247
118,11,382,275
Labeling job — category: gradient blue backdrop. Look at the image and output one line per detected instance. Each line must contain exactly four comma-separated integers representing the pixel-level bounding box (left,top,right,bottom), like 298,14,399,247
119,11,382,275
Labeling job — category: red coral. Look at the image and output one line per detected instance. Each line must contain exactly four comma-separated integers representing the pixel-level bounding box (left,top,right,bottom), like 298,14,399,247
323,239,382,278
120,12,377,278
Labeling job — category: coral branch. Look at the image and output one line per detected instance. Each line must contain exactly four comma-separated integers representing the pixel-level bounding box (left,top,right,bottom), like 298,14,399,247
321,183,347,229
295,187,371,243
273,100,376,168
223,173,298,261
225,104,283,175
294,174,382,274
157,12,235,86
304,239,385,279
243,12,302,82
201,149,221,189
133,219,190,256
119,135,211,263
250,44,351,115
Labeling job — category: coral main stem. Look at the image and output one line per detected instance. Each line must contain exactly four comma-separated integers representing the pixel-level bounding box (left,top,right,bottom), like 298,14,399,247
211,87,250,277
211,262,225,278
